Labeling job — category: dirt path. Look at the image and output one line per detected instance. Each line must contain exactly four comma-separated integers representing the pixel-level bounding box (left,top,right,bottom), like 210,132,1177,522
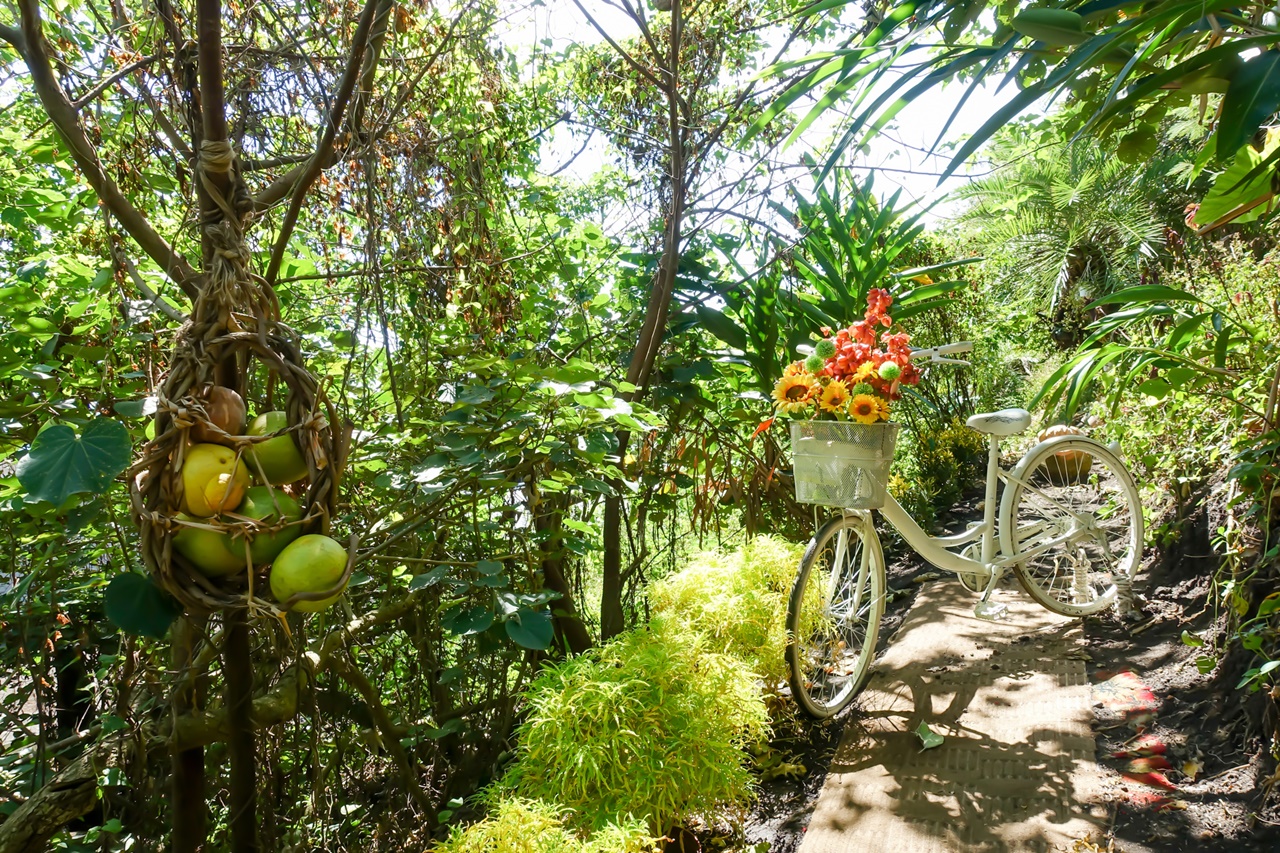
799,581,1106,852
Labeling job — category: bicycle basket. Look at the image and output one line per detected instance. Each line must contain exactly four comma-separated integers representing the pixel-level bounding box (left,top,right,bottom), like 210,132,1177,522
790,421,900,509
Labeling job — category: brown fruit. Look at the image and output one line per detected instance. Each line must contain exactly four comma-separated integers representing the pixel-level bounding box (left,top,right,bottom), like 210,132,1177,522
191,386,247,445
1036,424,1093,485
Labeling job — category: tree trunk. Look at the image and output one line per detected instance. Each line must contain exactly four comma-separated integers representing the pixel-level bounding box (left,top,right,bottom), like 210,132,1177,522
600,1,688,639
224,610,259,853
171,618,206,853
531,489,593,654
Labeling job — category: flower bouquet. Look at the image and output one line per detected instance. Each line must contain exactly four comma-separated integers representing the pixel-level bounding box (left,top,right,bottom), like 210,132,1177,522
773,288,919,509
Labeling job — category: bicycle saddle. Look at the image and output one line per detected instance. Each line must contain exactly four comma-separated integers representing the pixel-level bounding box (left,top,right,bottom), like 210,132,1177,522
966,408,1032,436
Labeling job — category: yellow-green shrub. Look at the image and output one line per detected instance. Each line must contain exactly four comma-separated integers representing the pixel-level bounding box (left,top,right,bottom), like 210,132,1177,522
648,535,800,686
434,798,660,853
501,617,769,834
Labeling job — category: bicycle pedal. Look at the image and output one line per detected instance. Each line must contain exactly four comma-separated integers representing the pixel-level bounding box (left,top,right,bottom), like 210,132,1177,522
973,600,1009,621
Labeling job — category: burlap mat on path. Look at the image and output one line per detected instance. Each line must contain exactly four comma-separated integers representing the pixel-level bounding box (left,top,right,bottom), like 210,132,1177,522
800,582,1107,853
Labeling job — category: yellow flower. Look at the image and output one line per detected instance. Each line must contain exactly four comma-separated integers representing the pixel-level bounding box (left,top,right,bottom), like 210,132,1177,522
849,393,884,425
783,361,807,377
773,374,818,414
851,362,877,383
819,380,851,414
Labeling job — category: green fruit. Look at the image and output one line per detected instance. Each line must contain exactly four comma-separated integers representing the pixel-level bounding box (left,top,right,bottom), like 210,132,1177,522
173,513,245,577
1011,9,1088,46
270,534,349,613
879,362,902,381
804,354,825,373
228,486,303,564
814,339,836,359
246,411,309,486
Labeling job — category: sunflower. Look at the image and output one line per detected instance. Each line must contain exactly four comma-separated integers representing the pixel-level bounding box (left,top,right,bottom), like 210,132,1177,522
819,379,851,415
773,373,818,414
851,361,878,384
849,393,886,424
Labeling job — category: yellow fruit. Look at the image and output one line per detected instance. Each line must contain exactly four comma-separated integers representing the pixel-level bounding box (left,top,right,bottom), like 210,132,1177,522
246,411,309,486
229,486,303,564
172,513,245,577
191,386,247,445
182,443,250,517
269,534,348,612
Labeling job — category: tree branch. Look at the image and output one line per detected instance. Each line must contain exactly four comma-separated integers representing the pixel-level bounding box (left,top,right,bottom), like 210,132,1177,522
330,651,438,823
264,0,382,284
14,0,198,300
571,0,666,91
70,54,161,109
0,22,25,53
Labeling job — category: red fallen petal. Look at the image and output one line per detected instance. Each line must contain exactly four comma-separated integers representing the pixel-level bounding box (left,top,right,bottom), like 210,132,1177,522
1122,770,1177,790
1111,734,1168,758
1126,756,1173,773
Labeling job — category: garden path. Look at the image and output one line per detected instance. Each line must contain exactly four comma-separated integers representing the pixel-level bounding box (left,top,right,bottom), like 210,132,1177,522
799,581,1107,852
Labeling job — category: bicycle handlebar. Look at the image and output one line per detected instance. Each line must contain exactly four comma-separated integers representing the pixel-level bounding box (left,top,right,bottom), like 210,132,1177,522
911,340,974,365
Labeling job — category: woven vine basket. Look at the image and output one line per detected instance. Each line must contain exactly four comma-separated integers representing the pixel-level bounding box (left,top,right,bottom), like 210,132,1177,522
126,143,348,615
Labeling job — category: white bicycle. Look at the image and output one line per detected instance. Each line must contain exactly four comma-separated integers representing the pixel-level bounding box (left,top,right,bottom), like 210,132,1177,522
785,341,1143,718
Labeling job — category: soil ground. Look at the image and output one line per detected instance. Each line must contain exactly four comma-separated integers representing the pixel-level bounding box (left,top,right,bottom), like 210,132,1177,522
738,492,1280,853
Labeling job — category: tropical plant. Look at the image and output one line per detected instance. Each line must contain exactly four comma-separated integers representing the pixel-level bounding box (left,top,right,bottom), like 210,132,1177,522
759,1,1280,234
956,143,1165,325
649,535,802,686
434,798,660,853
501,617,769,834
686,169,978,395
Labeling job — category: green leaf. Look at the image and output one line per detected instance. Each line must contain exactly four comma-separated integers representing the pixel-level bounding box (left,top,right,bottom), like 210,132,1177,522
442,604,493,636
1258,593,1280,618
1180,630,1204,648
1217,50,1280,160
16,418,131,505
422,718,464,740
1088,285,1203,309
103,573,181,639
914,721,944,750
694,305,749,350
1196,141,1277,226
408,567,447,591
505,608,554,650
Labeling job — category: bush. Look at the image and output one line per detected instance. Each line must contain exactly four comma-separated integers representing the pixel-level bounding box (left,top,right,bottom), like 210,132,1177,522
434,798,660,853
890,418,988,530
501,617,770,834
648,535,800,686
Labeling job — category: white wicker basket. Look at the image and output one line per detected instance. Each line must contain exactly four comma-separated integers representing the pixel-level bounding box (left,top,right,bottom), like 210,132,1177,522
791,421,900,509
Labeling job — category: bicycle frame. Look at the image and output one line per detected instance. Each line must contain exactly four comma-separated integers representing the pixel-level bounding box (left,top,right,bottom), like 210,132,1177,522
872,434,1082,589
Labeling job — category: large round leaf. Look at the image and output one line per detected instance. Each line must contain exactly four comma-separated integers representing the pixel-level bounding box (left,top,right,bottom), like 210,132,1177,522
16,418,131,506
104,573,182,639
505,608,554,651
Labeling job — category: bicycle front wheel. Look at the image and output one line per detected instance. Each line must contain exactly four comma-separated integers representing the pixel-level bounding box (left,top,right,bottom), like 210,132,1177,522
786,513,885,718
999,437,1143,617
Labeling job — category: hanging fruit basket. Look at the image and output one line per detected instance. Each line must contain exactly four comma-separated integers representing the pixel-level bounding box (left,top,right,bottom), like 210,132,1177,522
126,142,350,615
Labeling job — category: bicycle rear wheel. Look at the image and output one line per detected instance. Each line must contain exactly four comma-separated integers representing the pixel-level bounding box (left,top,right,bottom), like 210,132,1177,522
999,437,1142,617
786,513,885,718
